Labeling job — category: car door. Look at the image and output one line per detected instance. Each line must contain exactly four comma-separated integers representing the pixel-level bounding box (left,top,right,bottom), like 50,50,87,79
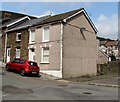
11,59,20,70
10,61,16,69
14,59,21,71
17,60,26,72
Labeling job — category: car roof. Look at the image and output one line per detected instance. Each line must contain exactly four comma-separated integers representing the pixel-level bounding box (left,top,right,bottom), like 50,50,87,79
14,58,37,63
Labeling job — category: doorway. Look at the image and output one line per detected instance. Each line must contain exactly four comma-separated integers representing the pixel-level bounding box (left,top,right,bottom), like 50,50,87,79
6,48,10,62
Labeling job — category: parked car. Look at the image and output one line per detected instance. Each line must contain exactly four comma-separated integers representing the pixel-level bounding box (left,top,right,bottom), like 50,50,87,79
5,58,40,76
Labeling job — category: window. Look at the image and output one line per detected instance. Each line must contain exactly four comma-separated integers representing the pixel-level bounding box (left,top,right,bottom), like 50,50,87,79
43,26,49,42
12,59,20,63
16,48,20,58
16,33,21,41
41,47,49,63
29,30,35,43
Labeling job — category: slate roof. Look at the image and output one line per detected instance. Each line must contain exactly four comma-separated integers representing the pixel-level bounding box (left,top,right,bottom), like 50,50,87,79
6,15,50,32
34,8,97,33
0,10,36,20
6,8,97,33
0,17,29,29
35,8,84,25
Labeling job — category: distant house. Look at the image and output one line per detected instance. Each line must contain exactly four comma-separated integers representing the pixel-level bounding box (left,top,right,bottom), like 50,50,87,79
98,39,119,62
105,40,119,60
98,49,111,64
99,40,108,53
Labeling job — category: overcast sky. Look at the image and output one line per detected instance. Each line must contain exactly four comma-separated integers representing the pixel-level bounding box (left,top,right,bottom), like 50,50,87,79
0,2,118,40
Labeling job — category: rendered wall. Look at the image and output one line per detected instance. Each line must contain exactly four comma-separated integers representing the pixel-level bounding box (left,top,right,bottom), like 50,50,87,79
35,23,61,71
62,13,97,78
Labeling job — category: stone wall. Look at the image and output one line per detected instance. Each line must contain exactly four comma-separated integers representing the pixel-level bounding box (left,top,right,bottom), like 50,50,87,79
7,29,29,61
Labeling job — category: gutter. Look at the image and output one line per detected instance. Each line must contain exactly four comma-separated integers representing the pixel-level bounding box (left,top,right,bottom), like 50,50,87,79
33,21,62,29
6,25,30,33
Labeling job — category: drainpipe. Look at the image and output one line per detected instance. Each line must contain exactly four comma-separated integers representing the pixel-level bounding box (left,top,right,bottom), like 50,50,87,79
60,22,63,78
4,32,7,63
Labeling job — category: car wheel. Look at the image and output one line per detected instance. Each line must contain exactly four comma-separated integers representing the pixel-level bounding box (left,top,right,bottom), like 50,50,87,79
5,65,10,71
20,69,26,76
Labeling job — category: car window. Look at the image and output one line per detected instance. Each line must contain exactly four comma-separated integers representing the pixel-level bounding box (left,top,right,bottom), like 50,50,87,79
19,60,26,64
28,62,37,66
13,59,20,63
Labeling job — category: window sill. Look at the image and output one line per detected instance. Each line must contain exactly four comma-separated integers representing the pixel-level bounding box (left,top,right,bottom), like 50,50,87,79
40,62,49,64
29,42,35,44
42,40,49,43
16,40,21,43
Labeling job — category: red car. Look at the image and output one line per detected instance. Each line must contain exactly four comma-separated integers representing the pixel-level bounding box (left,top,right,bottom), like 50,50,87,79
5,58,40,76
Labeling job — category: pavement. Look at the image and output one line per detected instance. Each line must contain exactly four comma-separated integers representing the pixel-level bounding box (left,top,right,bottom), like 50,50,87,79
40,72,119,88
81,76,119,88
0,61,5,67
0,61,119,88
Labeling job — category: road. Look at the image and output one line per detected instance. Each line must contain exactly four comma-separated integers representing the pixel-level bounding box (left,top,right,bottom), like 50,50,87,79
0,66,119,100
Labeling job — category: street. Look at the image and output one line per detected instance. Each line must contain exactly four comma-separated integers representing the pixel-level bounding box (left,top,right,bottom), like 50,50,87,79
0,66,119,100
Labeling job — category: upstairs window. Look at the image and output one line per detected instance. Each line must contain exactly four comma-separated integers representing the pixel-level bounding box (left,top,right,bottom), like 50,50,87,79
29,30,35,43
42,26,49,42
16,33,21,41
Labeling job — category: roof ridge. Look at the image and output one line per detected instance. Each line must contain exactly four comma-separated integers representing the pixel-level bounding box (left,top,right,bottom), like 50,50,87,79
52,8,84,17
35,8,84,26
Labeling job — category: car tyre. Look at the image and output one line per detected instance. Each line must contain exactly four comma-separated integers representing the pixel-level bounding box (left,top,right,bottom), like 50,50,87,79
5,65,10,71
20,69,26,76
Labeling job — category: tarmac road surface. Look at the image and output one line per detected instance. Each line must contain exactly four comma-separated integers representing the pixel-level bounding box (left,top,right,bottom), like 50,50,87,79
0,66,119,101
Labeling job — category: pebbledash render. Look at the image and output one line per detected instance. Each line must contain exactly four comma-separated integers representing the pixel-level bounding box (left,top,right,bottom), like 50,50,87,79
31,8,98,78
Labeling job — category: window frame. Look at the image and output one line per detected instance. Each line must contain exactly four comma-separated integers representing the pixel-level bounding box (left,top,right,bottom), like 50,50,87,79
16,48,20,58
16,32,21,41
42,26,50,42
29,29,35,44
41,47,49,64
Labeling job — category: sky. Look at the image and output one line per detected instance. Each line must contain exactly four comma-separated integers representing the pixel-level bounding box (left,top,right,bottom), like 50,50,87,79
0,2,118,40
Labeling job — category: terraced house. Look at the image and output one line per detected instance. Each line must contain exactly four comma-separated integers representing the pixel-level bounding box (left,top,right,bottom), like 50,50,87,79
6,16,49,62
0,10,36,62
4,8,98,78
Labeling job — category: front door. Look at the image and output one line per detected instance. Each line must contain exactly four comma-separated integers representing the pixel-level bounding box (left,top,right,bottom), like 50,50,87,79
6,48,10,62
29,49,35,61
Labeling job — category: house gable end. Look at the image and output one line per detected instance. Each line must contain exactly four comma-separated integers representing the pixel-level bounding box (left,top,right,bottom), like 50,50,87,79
7,16,30,28
63,9,98,34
